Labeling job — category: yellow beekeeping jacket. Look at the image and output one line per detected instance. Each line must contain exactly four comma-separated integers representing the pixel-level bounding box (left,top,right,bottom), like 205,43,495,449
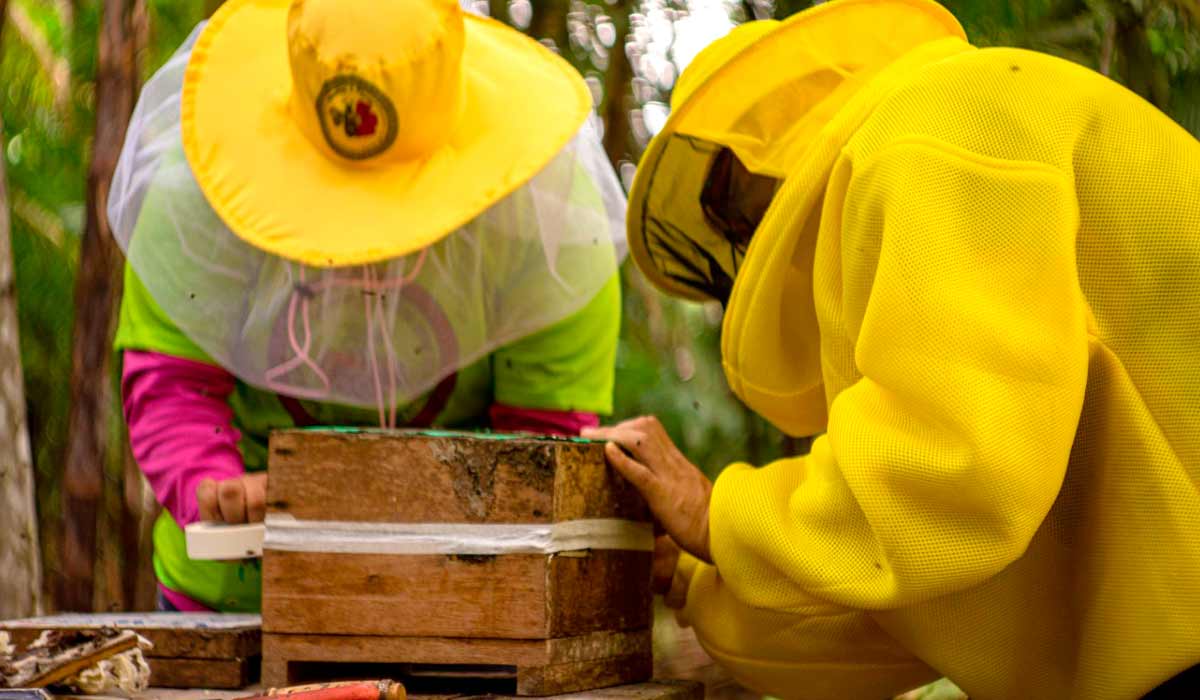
685,34,1200,700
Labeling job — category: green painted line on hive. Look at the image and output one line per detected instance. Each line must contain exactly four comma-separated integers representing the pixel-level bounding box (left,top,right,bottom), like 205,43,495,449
296,426,601,444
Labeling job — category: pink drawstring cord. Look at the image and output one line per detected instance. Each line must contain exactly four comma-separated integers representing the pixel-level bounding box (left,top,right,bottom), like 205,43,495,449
371,266,404,428
362,265,387,428
265,250,428,427
264,266,333,400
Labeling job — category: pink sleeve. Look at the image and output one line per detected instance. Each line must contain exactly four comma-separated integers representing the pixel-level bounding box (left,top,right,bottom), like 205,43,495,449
121,350,245,526
488,403,600,437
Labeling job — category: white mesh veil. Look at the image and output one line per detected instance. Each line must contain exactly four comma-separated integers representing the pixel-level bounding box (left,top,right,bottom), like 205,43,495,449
109,24,628,423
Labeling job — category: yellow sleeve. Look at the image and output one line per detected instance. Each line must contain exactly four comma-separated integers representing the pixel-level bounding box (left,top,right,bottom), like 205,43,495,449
680,559,939,699
675,550,941,696
687,138,1089,677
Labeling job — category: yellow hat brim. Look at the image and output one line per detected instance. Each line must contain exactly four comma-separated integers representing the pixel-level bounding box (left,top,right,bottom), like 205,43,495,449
627,0,965,301
182,0,591,267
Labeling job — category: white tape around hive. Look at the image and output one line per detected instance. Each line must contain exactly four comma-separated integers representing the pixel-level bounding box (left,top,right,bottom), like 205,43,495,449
260,514,655,555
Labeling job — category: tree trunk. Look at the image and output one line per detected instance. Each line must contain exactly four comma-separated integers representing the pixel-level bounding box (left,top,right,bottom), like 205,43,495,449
0,114,44,620
114,0,154,613
60,0,138,612
119,444,159,611
1116,13,1171,109
601,0,632,169
528,0,568,50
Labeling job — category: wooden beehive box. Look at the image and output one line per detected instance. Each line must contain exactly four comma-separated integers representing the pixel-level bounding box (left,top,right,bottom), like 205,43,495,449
261,429,655,695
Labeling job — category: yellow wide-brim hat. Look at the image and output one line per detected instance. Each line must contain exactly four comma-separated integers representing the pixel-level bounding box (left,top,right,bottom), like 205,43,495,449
182,0,591,267
626,0,965,301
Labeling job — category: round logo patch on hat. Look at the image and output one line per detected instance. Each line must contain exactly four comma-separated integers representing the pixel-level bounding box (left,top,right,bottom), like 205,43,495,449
316,75,399,161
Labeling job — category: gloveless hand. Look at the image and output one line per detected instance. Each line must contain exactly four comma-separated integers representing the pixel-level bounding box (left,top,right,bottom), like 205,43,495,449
582,416,713,563
197,472,268,524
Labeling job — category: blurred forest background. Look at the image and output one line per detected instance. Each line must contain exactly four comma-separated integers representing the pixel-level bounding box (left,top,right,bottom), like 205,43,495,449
1,0,1198,622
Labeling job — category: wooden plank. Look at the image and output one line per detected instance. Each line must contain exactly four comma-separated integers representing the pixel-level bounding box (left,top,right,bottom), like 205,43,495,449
264,550,653,640
148,656,260,689
260,657,288,690
260,629,649,666
0,613,261,660
263,632,549,668
546,552,652,638
550,444,650,523
543,630,650,665
262,552,547,638
517,653,654,696
261,630,652,689
266,431,648,526
261,629,650,668
267,431,557,524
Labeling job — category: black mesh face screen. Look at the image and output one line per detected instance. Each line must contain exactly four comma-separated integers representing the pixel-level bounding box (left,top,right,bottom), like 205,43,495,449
700,147,781,257
645,215,737,305
638,135,780,305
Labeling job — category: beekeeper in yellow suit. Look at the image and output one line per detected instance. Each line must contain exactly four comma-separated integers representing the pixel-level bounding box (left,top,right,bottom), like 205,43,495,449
582,0,1200,698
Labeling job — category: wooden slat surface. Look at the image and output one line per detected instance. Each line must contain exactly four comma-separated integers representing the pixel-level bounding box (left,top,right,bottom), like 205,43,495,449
268,431,556,524
264,549,652,640
0,613,260,660
550,444,651,523
263,552,548,638
262,630,653,695
546,552,652,638
516,652,654,696
262,630,649,668
266,431,649,525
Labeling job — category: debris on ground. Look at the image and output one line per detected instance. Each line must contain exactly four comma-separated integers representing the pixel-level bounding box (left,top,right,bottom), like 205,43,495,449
0,627,152,693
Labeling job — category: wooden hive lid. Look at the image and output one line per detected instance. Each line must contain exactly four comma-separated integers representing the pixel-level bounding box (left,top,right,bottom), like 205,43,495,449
266,429,650,525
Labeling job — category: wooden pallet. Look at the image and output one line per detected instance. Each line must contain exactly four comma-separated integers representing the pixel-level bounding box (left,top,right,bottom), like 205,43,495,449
262,629,652,695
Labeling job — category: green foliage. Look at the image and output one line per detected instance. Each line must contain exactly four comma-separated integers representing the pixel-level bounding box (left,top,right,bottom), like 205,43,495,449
8,0,1198,497
613,267,801,476
3,0,1200,592
8,216,74,517
2,0,206,594
144,0,206,81
3,0,88,510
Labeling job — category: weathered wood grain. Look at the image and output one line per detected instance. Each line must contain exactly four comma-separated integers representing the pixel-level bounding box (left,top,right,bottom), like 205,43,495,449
266,431,649,525
263,549,652,640
268,431,555,524
262,630,652,694
262,430,655,694
546,551,652,637
262,552,548,638
0,613,261,660
60,0,142,613
517,653,653,696
148,656,260,689
551,444,650,523
263,629,649,671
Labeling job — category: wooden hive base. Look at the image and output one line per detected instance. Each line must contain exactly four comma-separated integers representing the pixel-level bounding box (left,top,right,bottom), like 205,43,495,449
262,629,652,696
